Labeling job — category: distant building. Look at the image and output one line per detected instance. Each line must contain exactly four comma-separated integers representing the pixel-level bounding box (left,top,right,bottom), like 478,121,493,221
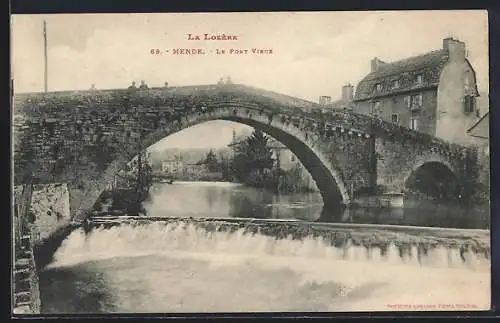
467,111,490,195
161,158,212,179
467,111,489,140
467,111,489,154
321,84,355,112
181,162,209,178
267,138,317,191
319,96,332,106
353,37,481,146
161,159,182,175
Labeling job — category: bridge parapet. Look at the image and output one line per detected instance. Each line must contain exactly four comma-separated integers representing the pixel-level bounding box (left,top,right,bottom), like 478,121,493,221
13,84,315,115
14,84,473,159
320,110,471,156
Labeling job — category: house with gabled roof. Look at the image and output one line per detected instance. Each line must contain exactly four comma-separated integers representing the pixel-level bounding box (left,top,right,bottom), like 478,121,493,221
353,37,482,146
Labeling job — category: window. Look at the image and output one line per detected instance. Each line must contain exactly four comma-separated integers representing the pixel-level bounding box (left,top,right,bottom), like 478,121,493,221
464,95,475,114
409,117,418,130
391,114,399,123
415,74,423,84
371,101,382,116
375,83,382,92
391,80,399,89
464,75,471,91
291,155,296,162
404,96,411,108
411,93,423,110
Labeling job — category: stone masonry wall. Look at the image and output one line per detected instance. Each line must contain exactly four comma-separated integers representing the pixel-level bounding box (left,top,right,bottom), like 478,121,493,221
12,186,41,315
29,183,72,245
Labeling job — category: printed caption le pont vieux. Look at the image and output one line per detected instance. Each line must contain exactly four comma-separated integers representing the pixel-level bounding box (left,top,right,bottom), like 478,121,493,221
150,33,274,56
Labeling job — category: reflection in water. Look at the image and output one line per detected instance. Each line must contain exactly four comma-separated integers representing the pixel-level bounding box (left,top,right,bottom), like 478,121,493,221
39,265,118,313
39,182,490,314
144,182,489,229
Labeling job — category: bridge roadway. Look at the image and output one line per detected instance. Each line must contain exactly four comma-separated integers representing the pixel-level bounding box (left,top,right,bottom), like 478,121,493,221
13,84,478,223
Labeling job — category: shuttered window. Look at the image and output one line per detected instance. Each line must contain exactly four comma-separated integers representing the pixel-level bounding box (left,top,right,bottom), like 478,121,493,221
410,118,418,130
413,94,423,107
464,95,475,114
404,96,411,108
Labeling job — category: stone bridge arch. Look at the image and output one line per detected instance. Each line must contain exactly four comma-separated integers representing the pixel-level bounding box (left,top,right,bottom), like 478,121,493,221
87,105,352,216
402,157,462,200
13,86,378,221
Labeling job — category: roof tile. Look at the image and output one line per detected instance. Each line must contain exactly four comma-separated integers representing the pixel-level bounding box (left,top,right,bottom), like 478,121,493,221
354,50,449,101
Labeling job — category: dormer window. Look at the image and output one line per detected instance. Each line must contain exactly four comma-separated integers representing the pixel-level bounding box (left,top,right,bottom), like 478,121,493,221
415,74,423,84
391,80,400,89
375,83,382,92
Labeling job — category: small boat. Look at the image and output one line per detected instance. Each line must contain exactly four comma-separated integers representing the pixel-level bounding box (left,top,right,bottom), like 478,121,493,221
160,178,174,184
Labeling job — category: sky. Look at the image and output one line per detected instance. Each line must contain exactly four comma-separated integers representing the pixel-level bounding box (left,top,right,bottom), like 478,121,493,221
11,11,489,150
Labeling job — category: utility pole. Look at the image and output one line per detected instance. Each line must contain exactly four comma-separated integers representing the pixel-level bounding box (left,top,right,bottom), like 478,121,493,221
43,20,48,93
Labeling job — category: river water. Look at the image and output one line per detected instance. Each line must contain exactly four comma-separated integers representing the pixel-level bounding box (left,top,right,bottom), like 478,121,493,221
39,182,491,314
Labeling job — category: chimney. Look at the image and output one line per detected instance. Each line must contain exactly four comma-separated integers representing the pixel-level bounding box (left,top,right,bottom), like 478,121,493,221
371,57,385,72
443,37,466,62
319,96,332,106
341,83,354,102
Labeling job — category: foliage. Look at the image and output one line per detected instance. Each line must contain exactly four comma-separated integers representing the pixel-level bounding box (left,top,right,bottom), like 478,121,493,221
204,149,219,173
226,129,316,193
231,129,275,182
117,149,154,204
280,164,316,193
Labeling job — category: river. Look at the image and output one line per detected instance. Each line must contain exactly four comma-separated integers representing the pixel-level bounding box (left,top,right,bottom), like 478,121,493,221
39,182,491,313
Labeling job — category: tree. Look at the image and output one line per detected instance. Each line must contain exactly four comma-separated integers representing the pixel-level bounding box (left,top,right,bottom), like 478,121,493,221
231,129,275,182
245,129,274,175
204,149,219,172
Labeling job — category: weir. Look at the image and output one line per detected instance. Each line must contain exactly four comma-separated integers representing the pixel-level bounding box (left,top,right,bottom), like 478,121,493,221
29,214,492,313
84,215,490,268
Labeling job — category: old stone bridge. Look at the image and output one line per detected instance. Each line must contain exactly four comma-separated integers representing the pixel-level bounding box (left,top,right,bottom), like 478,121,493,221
13,84,479,221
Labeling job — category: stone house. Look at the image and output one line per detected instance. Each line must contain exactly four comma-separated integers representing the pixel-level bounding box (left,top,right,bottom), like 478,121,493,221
353,37,482,146
161,158,183,175
267,138,317,191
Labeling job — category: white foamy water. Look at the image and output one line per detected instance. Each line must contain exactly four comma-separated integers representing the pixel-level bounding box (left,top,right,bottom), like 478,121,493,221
40,222,491,313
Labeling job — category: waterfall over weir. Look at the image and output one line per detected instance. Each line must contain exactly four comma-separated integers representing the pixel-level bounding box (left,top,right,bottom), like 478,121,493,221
43,217,491,313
